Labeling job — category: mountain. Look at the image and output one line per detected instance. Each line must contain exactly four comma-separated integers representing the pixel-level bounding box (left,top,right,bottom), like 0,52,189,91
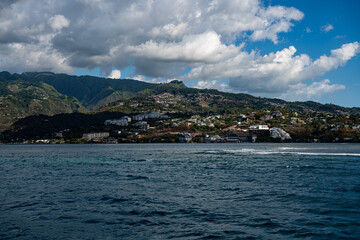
1,71,360,137
0,72,86,131
101,79,360,116
18,72,153,110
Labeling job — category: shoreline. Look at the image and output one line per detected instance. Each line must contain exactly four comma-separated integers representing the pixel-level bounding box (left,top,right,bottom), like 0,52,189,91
1,141,359,146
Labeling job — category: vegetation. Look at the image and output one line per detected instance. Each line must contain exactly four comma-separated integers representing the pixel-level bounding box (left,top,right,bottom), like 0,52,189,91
0,72,87,131
0,71,359,143
18,71,153,110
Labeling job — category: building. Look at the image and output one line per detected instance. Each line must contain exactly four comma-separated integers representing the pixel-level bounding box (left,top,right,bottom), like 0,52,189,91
272,111,283,117
104,116,131,126
132,112,164,121
249,125,269,130
52,132,63,138
132,121,149,130
352,125,360,131
179,133,192,143
82,132,110,141
260,115,273,121
238,134,257,142
225,134,239,142
204,135,222,143
112,130,122,137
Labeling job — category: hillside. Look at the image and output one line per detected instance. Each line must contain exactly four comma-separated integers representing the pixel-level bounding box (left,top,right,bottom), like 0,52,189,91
2,71,360,116
18,72,153,110
101,80,360,116
0,72,86,131
1,71,360,140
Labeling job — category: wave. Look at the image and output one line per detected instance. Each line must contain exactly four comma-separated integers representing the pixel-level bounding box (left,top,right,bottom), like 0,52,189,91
201,149,360,157
278,147,311,150
295,152,360,156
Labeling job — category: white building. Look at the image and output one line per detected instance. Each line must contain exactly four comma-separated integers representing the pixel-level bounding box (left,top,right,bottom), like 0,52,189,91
132,112,163,121
82,132,109,140
249,125,269,130
104,117,129,126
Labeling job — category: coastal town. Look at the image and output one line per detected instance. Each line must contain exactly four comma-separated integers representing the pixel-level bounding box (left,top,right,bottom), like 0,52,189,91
75,91,359,144
5,99,359,144
1,77,359,144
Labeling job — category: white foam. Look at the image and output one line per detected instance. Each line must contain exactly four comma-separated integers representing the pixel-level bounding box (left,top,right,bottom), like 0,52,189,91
206,151,220,154
225,149,256,153
203,148,360,157
278,147,310,150
294,152,360,156
225,149,360,157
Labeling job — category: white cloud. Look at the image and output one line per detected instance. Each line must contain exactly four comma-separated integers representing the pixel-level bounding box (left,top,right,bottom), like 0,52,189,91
0,0,357,101
108,69,121,79
280,79,345,101
49,15,70,31
128,31,240,63
335,35,346,39
132,75,147,81
321,24,334,32
0,35,73,73
194,80,232,92
150,23,189,40
132,75,169,84
251,6,304,43
0,0,304,75
307,42,360,75
305,27,311,33
186,42,359,94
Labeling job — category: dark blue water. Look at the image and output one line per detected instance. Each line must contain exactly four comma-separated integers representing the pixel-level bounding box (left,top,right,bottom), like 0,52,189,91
0,143,360,239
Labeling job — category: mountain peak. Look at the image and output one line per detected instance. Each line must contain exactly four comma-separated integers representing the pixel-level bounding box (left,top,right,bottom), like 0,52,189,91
168,80,186,87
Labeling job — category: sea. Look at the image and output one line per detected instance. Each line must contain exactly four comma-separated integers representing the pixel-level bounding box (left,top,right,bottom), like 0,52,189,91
0,143,359,240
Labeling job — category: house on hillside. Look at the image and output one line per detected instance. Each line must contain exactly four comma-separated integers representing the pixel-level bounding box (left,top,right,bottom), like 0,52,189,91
179,133,192,143
260,115,273,121
272,111,282,117
82,132,109,141
249,125,269,130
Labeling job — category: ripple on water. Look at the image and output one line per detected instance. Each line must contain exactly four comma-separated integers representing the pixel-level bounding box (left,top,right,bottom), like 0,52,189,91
1,143,360,239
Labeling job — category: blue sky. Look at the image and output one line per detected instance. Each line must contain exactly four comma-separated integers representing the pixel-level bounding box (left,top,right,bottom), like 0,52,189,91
257,0,360,107
1,0,359,107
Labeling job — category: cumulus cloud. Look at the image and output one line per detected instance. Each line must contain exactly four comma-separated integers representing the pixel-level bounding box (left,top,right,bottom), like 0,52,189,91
0,0,357,100
186,42,359,94
0,0,304,75
321,24,334,32
280,79,345,101
194,80,232,92
108,69,121,79
128,31,240,63
49,15,70,31
250,6,303,43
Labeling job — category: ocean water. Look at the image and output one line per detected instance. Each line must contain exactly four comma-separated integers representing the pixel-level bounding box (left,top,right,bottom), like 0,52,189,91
0,143,360,240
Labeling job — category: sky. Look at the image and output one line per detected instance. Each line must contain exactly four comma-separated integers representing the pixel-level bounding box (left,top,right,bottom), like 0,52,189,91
0,0,359,107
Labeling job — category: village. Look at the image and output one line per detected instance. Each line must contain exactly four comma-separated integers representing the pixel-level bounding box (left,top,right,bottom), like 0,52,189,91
2,91,359,144
33,105,359,144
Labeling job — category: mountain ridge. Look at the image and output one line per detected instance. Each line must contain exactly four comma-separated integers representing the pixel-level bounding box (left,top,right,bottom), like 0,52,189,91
0,72,87,131
1,71,359,134
18,71,153,110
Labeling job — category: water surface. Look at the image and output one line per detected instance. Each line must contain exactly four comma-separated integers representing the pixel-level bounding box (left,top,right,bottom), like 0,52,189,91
1,143,360,239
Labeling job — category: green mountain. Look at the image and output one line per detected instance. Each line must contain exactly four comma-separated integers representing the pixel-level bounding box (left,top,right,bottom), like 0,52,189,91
1,71,360,136
18,72,153,110
0,72,86,131
101,79,360,115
